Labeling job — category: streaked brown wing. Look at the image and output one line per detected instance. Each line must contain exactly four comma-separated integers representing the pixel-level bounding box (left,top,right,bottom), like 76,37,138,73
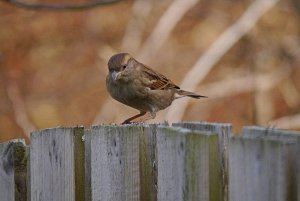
142,65,179,90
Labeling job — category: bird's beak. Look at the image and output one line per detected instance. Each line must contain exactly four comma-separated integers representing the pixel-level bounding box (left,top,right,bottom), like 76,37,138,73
111,71,120,81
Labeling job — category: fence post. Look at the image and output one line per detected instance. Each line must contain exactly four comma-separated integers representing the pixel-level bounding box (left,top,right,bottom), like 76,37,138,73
229,127,299,201
29,127,84,201
2,123,300,201
0,139,28,201
173,122,231,201
88,125,143,201
84,128,92,201
139,124,158,201
156,126,220,201
243,126,300,139
297,138,300,201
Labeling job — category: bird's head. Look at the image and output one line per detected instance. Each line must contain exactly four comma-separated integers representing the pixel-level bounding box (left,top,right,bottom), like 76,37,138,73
107,53,133,82
108,53,132,72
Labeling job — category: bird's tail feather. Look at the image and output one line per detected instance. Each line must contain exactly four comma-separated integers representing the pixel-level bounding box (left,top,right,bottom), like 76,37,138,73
176,90,207,99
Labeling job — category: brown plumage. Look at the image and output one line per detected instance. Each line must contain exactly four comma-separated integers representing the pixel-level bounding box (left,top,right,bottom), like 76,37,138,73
106,53,207,124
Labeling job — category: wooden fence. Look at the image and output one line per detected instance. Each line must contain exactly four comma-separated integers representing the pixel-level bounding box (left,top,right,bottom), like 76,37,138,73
0,122,299,201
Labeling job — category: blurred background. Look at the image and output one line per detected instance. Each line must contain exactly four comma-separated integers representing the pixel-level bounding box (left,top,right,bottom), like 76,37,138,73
0,0,300,142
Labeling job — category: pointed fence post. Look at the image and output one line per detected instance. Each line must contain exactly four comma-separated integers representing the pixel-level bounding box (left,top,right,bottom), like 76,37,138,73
29,127,84,201
229,127,299,201
87,125,142,201
173,122,231,201
156,126,220,201
0,139,28,201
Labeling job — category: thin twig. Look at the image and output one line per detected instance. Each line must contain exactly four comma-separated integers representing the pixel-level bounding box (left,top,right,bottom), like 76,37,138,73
2,0,120,11
121,0,154,53
166,0,279,122
278,78,300,108
199,66,291,99
138,0,199,62
270,113,300,129
6,81,36,138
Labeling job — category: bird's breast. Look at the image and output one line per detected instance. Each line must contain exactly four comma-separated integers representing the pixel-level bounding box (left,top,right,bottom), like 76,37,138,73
106,75,176,112
107,78,147,103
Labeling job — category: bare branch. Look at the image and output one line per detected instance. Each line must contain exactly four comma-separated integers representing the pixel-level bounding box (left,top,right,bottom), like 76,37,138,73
121,0,154,53
270,114,300,129
199,67,291,99
6,81,36,138
166,0,279,123
278,78,300,108
2,0,121,11
138,0,199,62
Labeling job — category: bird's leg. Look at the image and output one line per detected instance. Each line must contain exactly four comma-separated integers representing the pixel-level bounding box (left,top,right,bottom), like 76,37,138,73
130,112,156,123
122,111,146,124
122,111,156,124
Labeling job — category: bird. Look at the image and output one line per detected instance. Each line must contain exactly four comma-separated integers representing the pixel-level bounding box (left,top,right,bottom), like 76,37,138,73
106,53,207,124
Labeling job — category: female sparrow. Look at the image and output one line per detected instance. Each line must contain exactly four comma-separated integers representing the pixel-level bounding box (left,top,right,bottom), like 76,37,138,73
106,53,207,124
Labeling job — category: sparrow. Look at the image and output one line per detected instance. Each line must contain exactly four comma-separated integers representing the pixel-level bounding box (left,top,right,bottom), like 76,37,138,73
106,53,207,124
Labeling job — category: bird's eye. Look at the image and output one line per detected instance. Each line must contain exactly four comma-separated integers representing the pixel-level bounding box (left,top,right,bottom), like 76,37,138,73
122,64,127,69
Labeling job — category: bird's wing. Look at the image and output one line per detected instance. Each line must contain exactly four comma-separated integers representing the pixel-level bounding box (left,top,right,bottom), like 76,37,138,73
142,65,180,90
